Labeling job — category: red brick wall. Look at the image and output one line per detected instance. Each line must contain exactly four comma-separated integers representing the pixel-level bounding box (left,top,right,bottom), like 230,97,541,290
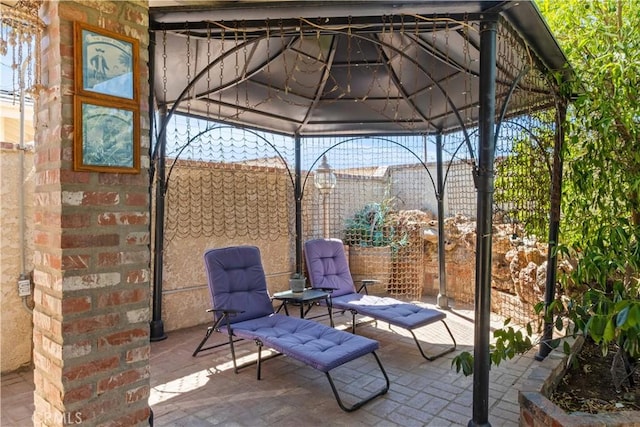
32,1,150,425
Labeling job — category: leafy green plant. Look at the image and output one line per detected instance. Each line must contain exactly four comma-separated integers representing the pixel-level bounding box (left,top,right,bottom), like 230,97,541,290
452,0,640,388
558,220,640,360
543,0,640,245
343,197,407,248
452,229,639,383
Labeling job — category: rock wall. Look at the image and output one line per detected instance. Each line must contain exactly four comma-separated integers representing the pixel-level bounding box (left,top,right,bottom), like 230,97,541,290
420,213,549,323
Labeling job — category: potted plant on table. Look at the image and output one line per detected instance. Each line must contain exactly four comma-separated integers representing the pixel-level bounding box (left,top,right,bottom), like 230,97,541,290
289,273,306,293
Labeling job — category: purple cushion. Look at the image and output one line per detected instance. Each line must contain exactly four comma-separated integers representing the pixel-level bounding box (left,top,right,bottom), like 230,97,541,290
304,238,356,297
232,313,379,372
305,239,447,331
203,246,275,324
331,295,446,329
203,245,380,374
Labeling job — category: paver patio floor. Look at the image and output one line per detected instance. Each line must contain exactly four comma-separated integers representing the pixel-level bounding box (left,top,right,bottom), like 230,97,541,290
2,299,545,426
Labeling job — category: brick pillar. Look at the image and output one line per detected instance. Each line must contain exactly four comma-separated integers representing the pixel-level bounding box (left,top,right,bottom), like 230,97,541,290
33,1,151,425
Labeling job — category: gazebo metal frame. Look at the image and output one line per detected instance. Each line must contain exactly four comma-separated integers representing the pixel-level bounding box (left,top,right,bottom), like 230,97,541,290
147,2,572,425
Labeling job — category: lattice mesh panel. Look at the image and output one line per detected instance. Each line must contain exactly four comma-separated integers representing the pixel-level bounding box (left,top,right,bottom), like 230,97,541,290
164,117,296,243
442,131,478,218
488,21,559,325
301,135,435,300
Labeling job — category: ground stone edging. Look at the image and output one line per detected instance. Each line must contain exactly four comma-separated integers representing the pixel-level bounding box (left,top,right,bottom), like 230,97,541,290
518,335,640,426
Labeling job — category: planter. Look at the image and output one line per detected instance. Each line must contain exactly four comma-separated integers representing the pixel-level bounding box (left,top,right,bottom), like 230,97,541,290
289,277,306,293
520,391,640,427
518,336,640,426
348,245,392,292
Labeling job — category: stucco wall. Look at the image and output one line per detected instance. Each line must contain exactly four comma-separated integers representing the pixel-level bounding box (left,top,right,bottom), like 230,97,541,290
1,144,35,373
1,97,36,373
161,234,292,331
161,161,296,331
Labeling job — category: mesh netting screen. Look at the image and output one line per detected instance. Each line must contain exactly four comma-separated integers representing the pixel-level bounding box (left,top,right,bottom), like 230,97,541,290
302,135,437,299
164,118,295,243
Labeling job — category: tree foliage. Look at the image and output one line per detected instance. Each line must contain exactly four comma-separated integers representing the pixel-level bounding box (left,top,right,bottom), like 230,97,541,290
541,0,640,361
453,0,640,377
543,0,640,238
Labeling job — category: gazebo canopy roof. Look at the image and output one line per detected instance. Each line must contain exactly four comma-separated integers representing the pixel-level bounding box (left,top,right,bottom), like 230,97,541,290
149,1,570,136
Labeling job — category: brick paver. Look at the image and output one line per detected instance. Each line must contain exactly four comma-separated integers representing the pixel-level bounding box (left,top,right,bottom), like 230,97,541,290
1,300,553,427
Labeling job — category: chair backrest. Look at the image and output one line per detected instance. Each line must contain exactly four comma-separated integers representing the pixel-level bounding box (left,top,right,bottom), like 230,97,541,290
203,246,274,323
304,238,357,297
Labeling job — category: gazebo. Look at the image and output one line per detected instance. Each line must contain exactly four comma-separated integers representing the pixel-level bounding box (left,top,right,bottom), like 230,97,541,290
147,2,572,425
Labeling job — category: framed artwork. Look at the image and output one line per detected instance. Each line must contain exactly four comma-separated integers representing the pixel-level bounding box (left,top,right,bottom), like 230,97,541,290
73,22,140,174
74,96,140,173
74,22,138,101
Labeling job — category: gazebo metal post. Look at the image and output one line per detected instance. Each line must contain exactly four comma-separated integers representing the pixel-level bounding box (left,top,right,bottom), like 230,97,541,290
295,134,303,275
150,104,168,342
149,27,167,341
469,15,498,427
436,133,449,310
536,102,567,361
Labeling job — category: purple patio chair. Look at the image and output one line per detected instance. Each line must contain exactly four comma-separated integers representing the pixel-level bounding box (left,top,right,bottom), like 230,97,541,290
193,245,389,412
305,238,456,361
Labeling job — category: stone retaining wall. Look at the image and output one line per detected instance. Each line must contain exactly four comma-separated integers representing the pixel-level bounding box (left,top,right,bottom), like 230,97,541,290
422,214,547,324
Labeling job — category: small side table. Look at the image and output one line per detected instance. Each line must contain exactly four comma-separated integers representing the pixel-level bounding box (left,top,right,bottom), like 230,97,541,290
272,289,332,324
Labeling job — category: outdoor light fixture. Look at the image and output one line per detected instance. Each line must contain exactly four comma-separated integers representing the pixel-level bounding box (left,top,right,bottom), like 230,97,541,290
314,155,336,194
314,155,336,237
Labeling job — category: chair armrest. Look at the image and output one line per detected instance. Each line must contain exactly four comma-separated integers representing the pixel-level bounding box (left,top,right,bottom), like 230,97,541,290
206,308,245,335
356,279,379,294
206,308,245,317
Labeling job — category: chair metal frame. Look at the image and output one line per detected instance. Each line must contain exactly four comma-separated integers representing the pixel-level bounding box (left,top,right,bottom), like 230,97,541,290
305,238,457,361
194,245,391,412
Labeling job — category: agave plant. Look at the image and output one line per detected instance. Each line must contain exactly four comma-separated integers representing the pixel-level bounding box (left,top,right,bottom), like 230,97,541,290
343,197,408,250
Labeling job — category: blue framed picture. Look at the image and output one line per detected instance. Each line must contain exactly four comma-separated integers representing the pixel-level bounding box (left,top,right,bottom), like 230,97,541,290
75,22,138,101
74,96,140,173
